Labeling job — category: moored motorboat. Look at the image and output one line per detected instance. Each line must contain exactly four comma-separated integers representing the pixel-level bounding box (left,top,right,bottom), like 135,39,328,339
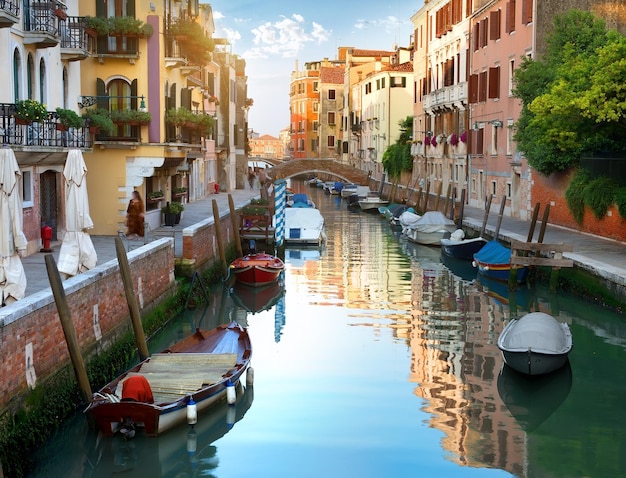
284,206,326,245
358,193,388,211
230,252,285,287
497,312,572,375
404,211,456,246
86,321,252,437
472,240,528,283
441,229,488,260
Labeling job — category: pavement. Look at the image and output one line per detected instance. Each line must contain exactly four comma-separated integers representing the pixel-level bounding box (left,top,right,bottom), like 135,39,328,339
19,184,626,298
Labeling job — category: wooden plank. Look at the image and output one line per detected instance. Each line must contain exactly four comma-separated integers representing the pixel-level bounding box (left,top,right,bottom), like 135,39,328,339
510,241,574,252
510,256,574,267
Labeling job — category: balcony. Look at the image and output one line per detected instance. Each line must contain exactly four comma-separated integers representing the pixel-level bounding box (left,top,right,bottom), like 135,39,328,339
0,0,19,27
88,16,154,62
23,1,67,48
60,16,95,61
0,103,91,148
424,83,468,113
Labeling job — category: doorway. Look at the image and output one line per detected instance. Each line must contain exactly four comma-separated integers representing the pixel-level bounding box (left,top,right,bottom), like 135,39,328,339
40,170,58,240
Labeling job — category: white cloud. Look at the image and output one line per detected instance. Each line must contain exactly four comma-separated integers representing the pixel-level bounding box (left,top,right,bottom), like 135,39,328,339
248,14,330,58
213,11,224,20
221,27,242,45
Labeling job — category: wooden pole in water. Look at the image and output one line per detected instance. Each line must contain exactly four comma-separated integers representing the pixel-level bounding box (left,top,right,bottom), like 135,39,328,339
423,181,431,212
406,177,419,206
494,195,506,239
212,199,228,278
480,194,493,238
228,194,243,258
537,204,550,244
457,188,466,225
526,202,541,243
433,182,443,212
443,183,452,217
115,237,149,361
44,254,92,403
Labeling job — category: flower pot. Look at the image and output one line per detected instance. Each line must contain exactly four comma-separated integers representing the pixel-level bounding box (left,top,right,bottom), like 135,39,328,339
163,212,176,227
15,117,32,125
56,124,69,131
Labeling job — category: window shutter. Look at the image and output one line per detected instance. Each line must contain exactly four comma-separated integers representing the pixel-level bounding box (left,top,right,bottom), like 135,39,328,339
96,78,108,110
169,83,177,108
181,88,191,109
488,67,500,99
522,0,532,24
468,74,478,104
479,71,488,102
477,129,484,155
127,0,136,18
506,0,516,33
490,10,501,41
130,79,138,110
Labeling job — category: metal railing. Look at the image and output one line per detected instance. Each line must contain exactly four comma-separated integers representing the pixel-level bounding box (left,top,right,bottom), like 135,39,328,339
0,0,20,17
0,103,91,148
23,1,65,35
60,15,94,52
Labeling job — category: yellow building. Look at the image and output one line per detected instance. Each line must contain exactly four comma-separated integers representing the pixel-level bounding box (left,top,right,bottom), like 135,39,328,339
80,0,245,235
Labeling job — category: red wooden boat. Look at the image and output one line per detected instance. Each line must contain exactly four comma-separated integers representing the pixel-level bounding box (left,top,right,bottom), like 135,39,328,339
230,252,284,287
85,321,252,437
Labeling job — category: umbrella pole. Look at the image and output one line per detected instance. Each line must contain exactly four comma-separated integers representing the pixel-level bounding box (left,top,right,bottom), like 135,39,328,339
44,254,92,403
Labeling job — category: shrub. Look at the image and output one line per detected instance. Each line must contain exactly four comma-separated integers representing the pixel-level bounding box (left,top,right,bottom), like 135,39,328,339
583,177,618,219
565,169,590,224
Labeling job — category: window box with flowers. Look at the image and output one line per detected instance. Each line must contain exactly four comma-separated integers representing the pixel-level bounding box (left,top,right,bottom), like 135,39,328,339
460,131,468,143
85,16,154,38
147,190,164,204
208,95,220,105
173,186,188,198
83,108,115,135
14,99,48,125
110,109,152,125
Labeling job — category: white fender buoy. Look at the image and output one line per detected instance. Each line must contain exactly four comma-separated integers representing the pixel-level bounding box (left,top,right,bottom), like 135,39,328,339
246,367,254,386
187,398,197,425
226,380,236,405
472,261,477,267
226,406,236,428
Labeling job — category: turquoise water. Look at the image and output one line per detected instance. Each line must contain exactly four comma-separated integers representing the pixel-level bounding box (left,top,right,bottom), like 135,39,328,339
29,186,626,478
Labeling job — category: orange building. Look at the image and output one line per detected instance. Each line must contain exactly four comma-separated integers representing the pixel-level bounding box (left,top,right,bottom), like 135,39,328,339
249,134,285,160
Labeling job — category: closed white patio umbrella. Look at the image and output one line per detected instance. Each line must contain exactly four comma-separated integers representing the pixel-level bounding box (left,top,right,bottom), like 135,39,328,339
58,149,97,277
0,147,27,305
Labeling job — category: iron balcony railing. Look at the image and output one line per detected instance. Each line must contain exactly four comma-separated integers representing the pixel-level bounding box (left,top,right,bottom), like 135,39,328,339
0,103,92,148
23,0,66,35
1,0,20,18
60,15,94,52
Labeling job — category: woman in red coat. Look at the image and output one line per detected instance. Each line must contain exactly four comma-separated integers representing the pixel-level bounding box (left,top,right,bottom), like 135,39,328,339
126,191,145,239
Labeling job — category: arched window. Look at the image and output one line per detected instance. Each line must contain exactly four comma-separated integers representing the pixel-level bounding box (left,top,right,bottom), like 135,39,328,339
39,58,46,105
108,78,131,137
13,49,21,101
27,54,34,99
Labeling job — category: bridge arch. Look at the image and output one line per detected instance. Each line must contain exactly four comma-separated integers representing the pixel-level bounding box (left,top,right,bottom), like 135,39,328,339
268,159,370,185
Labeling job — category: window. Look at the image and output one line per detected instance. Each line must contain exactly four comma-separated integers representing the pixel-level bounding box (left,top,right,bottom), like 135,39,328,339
506,182,512,198
328,111,335,125
313,121,318,131
328,89,335,100
522,0,533,24
21,169,33,207
390,76,407,88
313,81,319,92
327,135,335,147
508,59,515,96
491,124,498,155
313,102,319,112
478,71,488,102
491,180,496,196
488,66,500,99
506,119,514,155
505,0,516,33
381,77,385,88
376,79,381,90
490,10,501,41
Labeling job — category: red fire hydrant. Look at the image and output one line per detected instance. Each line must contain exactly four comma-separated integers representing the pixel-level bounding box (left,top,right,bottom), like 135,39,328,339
41,225,53,252
214,183,219,194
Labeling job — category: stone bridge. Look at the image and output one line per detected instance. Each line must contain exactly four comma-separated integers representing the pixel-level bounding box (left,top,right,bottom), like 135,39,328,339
268,159,370,185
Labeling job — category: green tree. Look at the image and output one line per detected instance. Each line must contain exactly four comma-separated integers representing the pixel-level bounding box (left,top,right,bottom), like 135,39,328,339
513,10,626,175
382,116,413,179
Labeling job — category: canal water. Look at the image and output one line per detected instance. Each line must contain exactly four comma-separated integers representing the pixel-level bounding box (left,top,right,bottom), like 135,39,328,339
30,184,626,478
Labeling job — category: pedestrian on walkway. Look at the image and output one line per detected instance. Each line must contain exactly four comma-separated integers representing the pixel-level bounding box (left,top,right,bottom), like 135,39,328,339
247,167,256,190
126,191,145,239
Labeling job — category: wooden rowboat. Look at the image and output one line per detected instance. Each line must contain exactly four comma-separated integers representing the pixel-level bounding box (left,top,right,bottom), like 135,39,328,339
230,252,285,287
86,321,252,437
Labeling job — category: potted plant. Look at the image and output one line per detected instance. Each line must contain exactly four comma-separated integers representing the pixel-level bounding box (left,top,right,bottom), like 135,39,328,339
14,99,48,124
83,108,115,135
110,109,152,125
55,108,83,130
162,201,184,226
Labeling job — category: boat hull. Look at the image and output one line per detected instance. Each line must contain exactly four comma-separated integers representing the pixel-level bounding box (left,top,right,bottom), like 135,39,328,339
230,253,284,287
359,198,388,211
441,237,487,260
498,312,572,376
86,322,252,437
406,228,450,246
474,259,528,283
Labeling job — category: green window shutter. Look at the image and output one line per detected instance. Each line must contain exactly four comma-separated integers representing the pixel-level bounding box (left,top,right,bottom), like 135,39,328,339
96,78,108,110
181,88,191,109
130,79,138,109
127,0,136,18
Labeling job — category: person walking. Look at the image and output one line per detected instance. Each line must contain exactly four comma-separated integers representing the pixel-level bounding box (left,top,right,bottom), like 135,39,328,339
126,191,145,239
248,167,256,190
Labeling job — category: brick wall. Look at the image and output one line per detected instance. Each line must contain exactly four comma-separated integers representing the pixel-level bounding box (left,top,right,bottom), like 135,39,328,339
532,171,626,242
0,239,176,411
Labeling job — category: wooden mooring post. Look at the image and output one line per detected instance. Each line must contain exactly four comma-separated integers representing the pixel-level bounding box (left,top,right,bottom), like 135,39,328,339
509,241,574,292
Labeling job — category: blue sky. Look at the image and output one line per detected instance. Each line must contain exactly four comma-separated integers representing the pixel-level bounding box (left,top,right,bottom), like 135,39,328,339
211,1,423,137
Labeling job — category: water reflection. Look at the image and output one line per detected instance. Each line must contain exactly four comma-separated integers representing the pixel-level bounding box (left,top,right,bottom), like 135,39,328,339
30,184,626,478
